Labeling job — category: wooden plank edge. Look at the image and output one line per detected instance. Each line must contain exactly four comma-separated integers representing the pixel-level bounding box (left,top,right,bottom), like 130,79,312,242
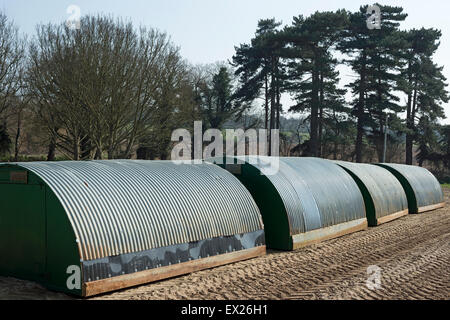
376,209,409,225
291,218,368,250
417,202,446,213
82,245,266,297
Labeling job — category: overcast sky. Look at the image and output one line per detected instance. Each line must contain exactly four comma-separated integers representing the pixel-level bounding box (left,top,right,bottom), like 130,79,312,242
1,0,449,123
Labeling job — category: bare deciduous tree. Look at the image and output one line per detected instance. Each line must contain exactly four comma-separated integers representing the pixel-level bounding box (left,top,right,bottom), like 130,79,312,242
27,15,187,160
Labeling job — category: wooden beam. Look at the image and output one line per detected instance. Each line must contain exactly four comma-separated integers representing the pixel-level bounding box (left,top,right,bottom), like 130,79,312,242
83,245,266,297
417,202,446,214
291,218,368,250
376,209,409,225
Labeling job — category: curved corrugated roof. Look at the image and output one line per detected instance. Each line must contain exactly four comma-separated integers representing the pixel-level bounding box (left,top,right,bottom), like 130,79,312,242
10,160,263,261
227,157,366,235
376,163,444,209
335,161,408,219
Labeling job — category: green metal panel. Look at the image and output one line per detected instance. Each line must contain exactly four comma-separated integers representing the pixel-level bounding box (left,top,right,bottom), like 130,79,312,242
0,172,46,279
43,184,81,296
377,165,417,213
0,165,81,296
224,162,292,250
339,168,378,226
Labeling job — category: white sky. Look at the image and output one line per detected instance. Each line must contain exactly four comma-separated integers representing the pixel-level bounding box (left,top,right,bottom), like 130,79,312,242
1,0,449,124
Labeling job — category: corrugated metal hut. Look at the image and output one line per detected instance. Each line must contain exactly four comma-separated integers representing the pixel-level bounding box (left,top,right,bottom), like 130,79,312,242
375,163,445,214
0,160,265,297
334,161,409,226
208,157,367,251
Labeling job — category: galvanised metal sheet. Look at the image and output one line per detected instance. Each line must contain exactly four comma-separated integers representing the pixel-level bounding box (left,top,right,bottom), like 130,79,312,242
335,161,408,220
11,160,263,262
230,156,366,235
376,163,444,209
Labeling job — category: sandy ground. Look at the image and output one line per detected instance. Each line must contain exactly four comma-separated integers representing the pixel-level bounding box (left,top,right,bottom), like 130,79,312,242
1,189,449,300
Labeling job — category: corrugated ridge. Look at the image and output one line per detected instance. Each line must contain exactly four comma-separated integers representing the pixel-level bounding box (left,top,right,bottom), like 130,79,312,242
12,160,263,261
379,163,444,208
335,161,409,219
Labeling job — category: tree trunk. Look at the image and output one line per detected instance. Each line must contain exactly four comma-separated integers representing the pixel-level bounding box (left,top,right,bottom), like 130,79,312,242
94,147,103,160
14,108,22,162
405,61,414,165
376,68,384,163
377,119,384,162
309,53,319,157
73,137,80,161
123,136,135,159
80,135,92,160
47,134,56,161
355,52,366,163
409,85,418,165
107,148,114,160
269,60,276,156
333,140,338,160
318,69,324,157
406,102,413,164
276,78,281,130
264,74,269,131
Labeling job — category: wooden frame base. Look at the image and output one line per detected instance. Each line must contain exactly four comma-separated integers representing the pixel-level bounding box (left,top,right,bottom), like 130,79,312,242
82,245,266,297
417,202,446,213
376,209,409,225
291,218,368,250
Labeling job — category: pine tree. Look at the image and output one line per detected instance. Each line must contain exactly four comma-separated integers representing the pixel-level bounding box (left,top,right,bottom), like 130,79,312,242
398,28,449,164
318,54,351,158
201,66,237,129
285,10,348,157
339,4,407,162
233,19,286,154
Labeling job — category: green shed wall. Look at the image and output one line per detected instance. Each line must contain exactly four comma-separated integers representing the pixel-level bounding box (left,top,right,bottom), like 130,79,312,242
376,165,418,214
221,163,292,250
339,168,378,226
0,166,81,296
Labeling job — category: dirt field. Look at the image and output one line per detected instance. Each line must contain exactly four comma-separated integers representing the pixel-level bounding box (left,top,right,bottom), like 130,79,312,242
1,189,449,300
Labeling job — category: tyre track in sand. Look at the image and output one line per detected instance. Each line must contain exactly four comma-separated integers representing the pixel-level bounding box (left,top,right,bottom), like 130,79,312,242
95,189,450,300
